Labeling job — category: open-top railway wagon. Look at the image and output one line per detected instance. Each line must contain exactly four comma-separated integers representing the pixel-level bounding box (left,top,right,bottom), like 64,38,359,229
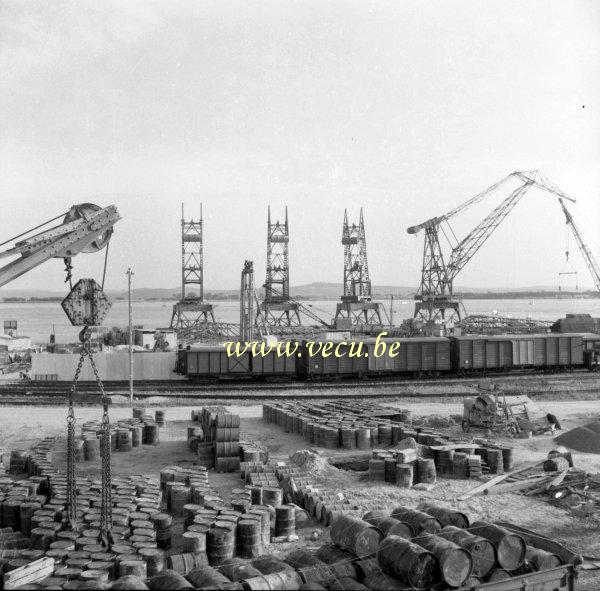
178,333,600,381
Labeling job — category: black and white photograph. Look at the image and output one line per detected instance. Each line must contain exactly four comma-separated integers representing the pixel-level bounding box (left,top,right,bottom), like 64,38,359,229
1,1,599,589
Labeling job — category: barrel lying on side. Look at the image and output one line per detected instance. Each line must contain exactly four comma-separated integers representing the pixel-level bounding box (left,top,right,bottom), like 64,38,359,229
416,503,470,528
469,521,526,571
330,515,383,558
413,534,473,588
438,525,496,578
377,535,438,590
390,507,442,535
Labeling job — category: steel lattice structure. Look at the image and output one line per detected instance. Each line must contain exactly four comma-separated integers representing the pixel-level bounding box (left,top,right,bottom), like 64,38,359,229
170,203,216,330
335,208,382,326
408,171,576,328
259,206,301,327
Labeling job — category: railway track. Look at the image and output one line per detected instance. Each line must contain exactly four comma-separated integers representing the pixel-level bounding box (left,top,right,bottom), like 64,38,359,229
0,369,598,403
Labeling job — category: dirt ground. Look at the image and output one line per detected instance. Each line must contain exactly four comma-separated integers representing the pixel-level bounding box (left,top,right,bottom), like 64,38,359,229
2,399,600,589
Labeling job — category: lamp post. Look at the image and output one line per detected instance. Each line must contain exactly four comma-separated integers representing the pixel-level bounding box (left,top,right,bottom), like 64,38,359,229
126,268,134,404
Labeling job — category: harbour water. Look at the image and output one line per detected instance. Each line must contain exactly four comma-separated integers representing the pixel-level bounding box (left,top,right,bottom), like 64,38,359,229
1,298,599,344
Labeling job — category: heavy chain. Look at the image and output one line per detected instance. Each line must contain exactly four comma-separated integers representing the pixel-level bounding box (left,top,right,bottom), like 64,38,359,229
65,346,86,531
88,349,113,548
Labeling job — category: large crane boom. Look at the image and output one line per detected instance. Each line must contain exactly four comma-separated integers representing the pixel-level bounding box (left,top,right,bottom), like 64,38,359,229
558,198,600,291
407,171,575,328
0,204,121,288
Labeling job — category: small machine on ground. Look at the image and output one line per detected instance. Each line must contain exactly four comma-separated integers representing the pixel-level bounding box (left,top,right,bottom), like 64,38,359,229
461,382,533,437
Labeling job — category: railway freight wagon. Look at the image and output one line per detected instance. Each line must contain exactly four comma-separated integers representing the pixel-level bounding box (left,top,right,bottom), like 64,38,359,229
181,345,252,379
366,337,451,376
450,333,585,372
180,344,298,380
297,340,369,379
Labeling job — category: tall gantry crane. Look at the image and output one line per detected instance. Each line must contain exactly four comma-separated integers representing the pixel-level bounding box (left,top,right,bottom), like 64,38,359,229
335,209,382,326
558,198,600,292
407,171,576,327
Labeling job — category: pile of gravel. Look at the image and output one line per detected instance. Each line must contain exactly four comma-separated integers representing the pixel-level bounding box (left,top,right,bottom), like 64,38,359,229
555,421,600,453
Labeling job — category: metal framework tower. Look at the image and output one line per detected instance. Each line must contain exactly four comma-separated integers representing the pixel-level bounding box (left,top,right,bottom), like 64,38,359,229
240,260,255,342
335,209,382,326
170,203,215,330
259,206,301,327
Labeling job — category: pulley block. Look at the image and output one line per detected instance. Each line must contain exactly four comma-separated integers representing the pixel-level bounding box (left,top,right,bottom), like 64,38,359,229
61,278,112,326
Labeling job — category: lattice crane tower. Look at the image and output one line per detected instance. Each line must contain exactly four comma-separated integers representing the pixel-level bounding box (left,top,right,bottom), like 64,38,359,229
259,206,301,327
170,203,215,330
335,208,383,326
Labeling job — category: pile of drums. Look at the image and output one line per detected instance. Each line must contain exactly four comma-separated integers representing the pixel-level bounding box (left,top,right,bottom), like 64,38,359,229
190,408,242,473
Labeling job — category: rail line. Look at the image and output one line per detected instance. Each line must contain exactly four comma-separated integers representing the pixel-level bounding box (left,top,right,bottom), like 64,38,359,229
0,369,598,404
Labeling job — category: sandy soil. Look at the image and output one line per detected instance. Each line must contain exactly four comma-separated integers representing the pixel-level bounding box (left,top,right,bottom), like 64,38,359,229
1,400,600,588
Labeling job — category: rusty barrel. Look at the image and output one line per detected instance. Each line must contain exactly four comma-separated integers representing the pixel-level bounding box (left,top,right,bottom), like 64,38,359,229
368,460,385,482
207,526,235,566
186,565,230,588
219,560,262,581
143,423,159,446
83,438,100,461
243,570,302,590
151,513,173,550
417,503,470,528
138,547,164,577
262,487,283,508
275,505,295,538
315,544,354,565
330,515,383,558
469,521,526,571
196,443,215,469
146,569,193,589
131,426,142,448
117,428,133,452
525,545,562,570
182,531,206,554
377,535,438,590
248,486,263,505
413,534,473,587
363,515,408,538
237,518,263,559
486,449,504,474
119,561,147,578
438,525,496,578
416,458,436,484
155,410,165,427
390,507,442,535
167,552,208,575
248,506,271,546
395,464,413,488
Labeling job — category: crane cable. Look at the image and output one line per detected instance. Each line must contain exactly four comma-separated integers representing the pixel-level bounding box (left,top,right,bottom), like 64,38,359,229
0,211,68,249
64,242,114,547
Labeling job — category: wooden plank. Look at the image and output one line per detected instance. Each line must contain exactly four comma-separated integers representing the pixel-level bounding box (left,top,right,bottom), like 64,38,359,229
457,460,544,500
3,557,54,590
430,443,481,451
483,475,550,495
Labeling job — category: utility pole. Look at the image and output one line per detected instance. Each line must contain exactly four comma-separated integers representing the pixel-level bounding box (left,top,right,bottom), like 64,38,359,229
126,268,134,405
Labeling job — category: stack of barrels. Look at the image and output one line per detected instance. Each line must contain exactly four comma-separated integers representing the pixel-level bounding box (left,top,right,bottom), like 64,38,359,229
192,409,241,473
369,448,436,488
78,411,163,462
0,437,187,588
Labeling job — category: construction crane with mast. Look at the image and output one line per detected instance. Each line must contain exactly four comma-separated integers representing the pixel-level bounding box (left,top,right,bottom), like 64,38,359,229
558,197,600,292
407,171,576,330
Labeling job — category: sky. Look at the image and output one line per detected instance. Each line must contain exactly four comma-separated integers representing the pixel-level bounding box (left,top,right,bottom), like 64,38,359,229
1,0,599,294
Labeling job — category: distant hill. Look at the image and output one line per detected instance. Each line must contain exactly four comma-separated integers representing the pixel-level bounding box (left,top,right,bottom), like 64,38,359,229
1,282,597,301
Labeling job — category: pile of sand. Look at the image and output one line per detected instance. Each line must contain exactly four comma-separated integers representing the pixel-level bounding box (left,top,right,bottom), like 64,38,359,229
289,449,333,477
417,415,455,429
555,421,600,453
